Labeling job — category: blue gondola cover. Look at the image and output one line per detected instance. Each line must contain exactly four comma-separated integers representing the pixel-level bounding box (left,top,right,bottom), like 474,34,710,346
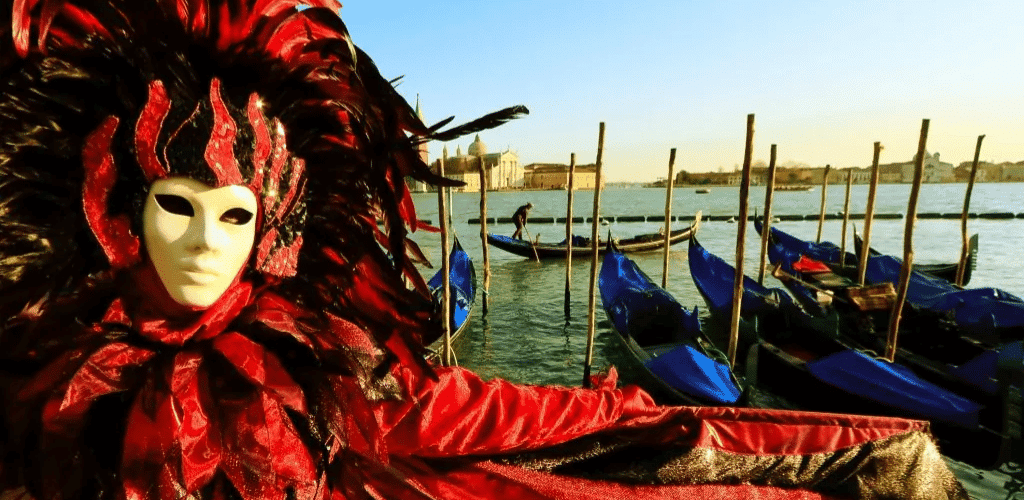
806,350,982,428
644,345,742,404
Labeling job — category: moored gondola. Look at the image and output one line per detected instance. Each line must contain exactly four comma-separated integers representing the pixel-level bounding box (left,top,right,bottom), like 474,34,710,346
598,243,741,406
759,220,1024,345
853,231,978,285
425,237,476,360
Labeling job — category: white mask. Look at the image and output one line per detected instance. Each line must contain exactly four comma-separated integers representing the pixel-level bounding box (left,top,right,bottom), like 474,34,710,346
142,177,258,308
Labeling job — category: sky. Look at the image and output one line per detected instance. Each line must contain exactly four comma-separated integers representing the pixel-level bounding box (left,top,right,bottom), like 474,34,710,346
338,1,1024,183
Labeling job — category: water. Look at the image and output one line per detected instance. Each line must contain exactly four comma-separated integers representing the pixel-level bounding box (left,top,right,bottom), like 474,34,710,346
409,182,1024,499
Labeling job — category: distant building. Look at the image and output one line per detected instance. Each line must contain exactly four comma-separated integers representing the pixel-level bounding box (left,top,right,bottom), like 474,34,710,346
878,164,903,183
1003,162,1024,182
776,166,815,185
436,145,482,192
953,161,1002,182
428,135,523,192
822,167,871,184
524,163,600,189
899,151,954,182
671,153,1024,186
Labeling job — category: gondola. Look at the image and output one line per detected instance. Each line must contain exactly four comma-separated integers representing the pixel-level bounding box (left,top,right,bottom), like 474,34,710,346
486,219,699,259
598,244,741,406
687,235,1015,468
751,219,978,285
854,231,978,285
425,237,476,360
759,220,1024,345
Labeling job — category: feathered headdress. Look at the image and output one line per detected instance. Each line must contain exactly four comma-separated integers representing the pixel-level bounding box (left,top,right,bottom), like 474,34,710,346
0,1,526,498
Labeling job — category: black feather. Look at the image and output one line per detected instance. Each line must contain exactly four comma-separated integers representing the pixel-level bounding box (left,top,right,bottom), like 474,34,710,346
425,105,529,143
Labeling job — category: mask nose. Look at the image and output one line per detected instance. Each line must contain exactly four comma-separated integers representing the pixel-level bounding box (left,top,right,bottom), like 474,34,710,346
184,212,229,254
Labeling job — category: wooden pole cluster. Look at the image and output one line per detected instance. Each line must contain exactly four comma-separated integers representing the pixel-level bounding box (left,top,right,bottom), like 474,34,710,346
478,156,491,314
437,153,453,366
886,119,929,363
661,148,677,289
857,143,882,285
839,170,853,267
565,154,576,319
728,114,755,368
757,144,777,285
816,164,831,243
957,135,985,286
583,123,605,387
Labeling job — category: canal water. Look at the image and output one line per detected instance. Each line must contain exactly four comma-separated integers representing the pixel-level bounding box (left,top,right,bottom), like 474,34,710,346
409,182,1024,499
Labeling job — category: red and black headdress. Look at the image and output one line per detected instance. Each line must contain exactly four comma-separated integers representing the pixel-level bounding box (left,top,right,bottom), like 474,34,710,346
86,77,307,276
0,0,525,333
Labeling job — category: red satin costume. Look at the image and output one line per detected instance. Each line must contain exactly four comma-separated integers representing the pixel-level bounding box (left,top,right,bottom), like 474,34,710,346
0,1,967,499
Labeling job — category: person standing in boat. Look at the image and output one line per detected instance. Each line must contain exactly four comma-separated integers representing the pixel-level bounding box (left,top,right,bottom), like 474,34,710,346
512,202,533,239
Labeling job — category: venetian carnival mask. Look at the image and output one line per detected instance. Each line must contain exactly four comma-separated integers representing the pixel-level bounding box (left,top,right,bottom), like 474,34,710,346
82,78,307,307
142,177,258,307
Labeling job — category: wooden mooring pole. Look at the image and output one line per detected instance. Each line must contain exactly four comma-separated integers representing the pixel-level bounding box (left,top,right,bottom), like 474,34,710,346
839,170,853,267
661,148,676,289
728,114,754,368
957,135,985,287
757,144,777,285
583,122,605,387
886,119,929,363
816,164,831,243
437,153,452,366
478,155,491,314
857,142,882,285
565,154,576,319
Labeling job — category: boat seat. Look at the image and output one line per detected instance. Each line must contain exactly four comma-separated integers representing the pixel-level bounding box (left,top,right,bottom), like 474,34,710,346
845,283,896,312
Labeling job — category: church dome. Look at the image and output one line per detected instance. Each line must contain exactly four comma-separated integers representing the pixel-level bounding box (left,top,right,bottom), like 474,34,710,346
468,134,487,156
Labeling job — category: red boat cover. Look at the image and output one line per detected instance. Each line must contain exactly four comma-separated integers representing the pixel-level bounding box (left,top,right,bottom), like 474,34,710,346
370,365,967,500
793,255,833,274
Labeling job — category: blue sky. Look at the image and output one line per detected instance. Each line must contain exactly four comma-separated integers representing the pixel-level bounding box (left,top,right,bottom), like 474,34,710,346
340,1,1024,182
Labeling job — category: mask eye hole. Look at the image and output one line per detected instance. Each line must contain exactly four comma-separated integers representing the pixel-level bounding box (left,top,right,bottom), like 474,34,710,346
155,194,194,216
220,208,254,225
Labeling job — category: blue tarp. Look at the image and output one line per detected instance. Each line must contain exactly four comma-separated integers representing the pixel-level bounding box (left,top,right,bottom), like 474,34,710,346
687,237,796,316
428,239,476,331
756,219,856,265
644,344,742,405
806,350,982,428
600,251,701,337
863,253,1024,335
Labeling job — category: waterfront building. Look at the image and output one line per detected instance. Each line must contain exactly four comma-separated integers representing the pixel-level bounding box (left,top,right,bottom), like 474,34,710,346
403,100,522,193
426,135,523,192
899,151,954,182
1002,162,1024,182
878,164,903,183
954,161,1004,182
524,163,601,189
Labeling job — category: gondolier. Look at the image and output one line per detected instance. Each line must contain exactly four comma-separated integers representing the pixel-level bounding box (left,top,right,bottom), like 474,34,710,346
512,202,533,239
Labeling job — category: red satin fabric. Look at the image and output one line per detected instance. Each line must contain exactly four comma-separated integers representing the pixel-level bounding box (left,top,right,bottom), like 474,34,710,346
16,271,321,499
392,459,839,500
381,365,924,458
